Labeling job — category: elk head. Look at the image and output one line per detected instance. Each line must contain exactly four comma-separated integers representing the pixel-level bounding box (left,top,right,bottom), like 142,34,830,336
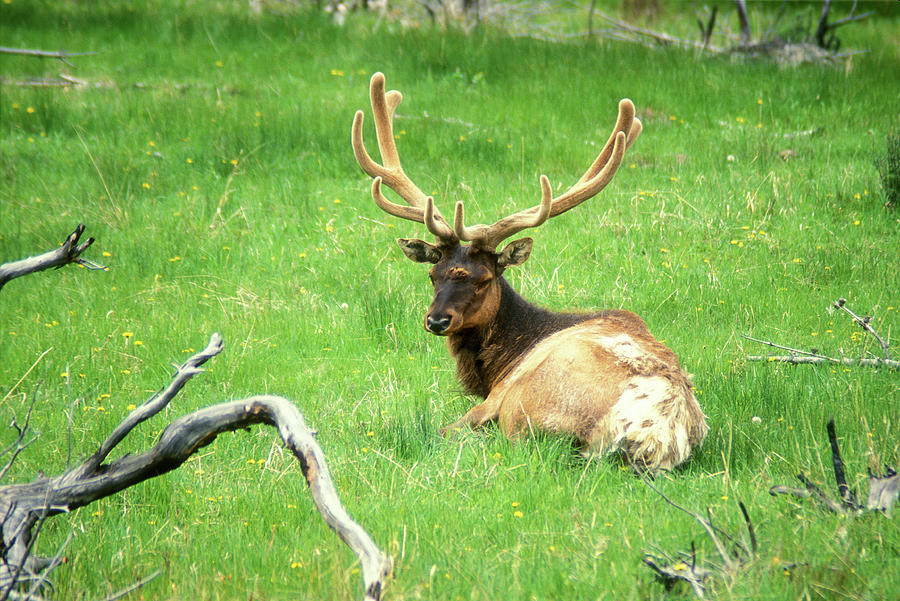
351,72,642,336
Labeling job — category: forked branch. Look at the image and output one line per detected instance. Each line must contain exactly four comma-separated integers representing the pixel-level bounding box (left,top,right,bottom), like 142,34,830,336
833,297,891,360
0,224,104,291
642,478,756,599
0,335,390,601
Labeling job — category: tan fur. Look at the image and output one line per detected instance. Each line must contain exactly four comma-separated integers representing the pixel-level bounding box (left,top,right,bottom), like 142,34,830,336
442,315,708,472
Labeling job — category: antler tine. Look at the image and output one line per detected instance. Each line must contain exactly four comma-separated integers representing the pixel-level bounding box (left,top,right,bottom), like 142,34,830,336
548,128,629,218
424,197,457,241
572,99,640,188
450,99,637,251
454,175,553,251
352,72,456,242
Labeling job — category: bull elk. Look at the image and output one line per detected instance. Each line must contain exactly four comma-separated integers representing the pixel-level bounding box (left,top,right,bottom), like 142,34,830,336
352,72,708,472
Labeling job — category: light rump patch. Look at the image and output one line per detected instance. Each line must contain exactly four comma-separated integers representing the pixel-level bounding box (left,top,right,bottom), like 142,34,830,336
454,318,707,472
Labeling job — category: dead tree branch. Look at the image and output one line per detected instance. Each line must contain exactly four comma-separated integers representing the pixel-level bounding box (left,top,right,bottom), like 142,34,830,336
770,418,899,516
0,47,97,59
1,334,390,601
595,10,725,53
594,0,868,64
0,47,97,68
642,479,756,598
745,354,899,369
734,0,752,46
0,225,104,291
0,398,39,483
833,298,891,360
697,6,718,51
744,297,898,369
814,0,873,51
100,570,161,601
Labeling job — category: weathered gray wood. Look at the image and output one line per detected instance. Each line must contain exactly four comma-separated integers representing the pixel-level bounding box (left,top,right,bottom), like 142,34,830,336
0,47,97,60
733,0,751,45
0,224,101,291
867,471,900,515
746,355,900,369
1,335,390,601
770,419,898,517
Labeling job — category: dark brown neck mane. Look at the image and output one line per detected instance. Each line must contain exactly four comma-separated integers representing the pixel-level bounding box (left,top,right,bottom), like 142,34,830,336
446,277,601,398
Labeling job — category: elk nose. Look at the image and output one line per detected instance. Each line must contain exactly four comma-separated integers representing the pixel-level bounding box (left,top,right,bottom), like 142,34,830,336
426,314,452,334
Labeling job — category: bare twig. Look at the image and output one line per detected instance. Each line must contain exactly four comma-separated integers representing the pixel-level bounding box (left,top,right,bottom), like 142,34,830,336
0,397,40,482
642,479,737,570
69,333,225,480
641,478,756,598
0,47,97,68
99,570,160,601
697,6,718,51
595,10,725,53
594,0,866,63
737,501,757,554
743,297,898,369
813,0,833,48
734,0,752,45
814,0,872,50
0,47,97,58
642,551,711,598
0,225,103,291
742,335,832,360
833,298,891,360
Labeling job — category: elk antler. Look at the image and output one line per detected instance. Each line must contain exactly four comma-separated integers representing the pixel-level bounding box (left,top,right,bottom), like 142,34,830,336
455,98,642,251
352,72,457,243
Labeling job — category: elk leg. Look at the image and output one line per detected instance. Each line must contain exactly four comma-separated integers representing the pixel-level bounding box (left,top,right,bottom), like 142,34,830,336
439,396,503,437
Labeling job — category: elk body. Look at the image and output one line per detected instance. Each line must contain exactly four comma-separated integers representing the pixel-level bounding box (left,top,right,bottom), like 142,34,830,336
352,73,708,472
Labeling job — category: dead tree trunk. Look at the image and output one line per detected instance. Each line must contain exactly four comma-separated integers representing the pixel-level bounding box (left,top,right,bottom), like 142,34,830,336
0,334,391,601
733,0,751,46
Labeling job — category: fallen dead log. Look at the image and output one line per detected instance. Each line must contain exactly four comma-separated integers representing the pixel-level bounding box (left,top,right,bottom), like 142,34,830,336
0,224,104,291
0,334,391,601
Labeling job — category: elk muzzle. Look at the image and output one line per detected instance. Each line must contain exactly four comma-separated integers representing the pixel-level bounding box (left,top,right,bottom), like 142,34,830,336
425,312,453,335
424,299,461,334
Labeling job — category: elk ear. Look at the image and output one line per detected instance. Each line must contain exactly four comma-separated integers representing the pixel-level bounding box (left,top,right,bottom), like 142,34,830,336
497,237,533,268
397,238,442,264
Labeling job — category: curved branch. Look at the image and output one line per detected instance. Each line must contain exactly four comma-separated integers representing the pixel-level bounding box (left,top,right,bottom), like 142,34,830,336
71,333,225,479
1,335,390,601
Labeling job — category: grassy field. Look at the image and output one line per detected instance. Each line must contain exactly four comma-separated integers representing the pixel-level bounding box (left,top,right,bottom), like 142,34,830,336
2,1,899,599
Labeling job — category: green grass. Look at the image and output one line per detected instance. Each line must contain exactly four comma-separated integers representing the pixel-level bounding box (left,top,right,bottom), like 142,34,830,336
1,1,899,599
